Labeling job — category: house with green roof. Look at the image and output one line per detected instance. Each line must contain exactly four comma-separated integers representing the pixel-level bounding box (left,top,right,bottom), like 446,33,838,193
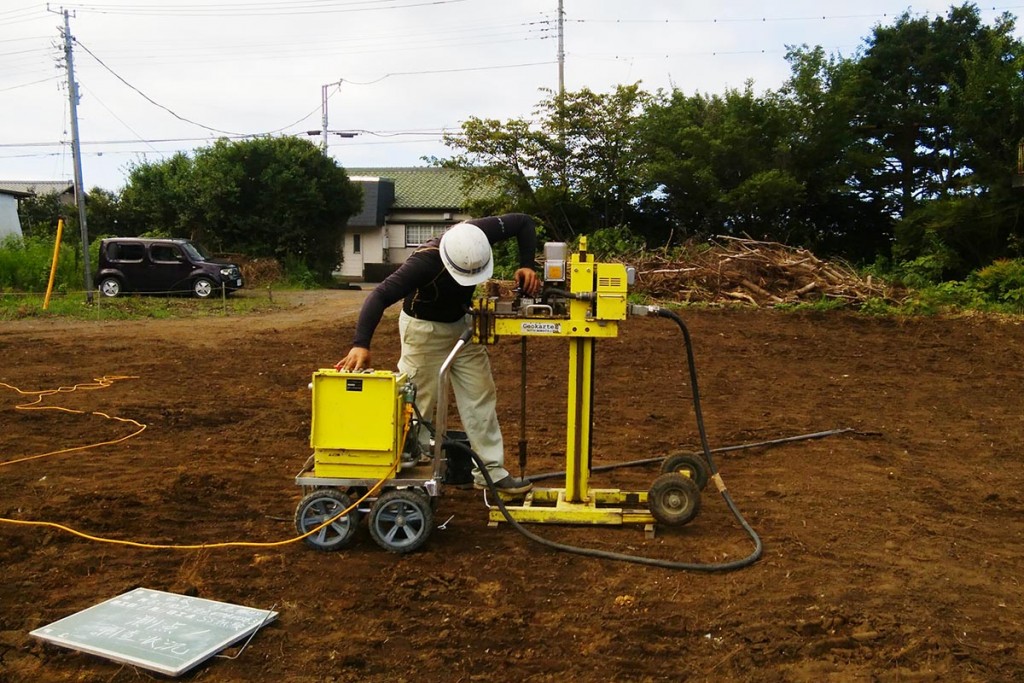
342,167,495,282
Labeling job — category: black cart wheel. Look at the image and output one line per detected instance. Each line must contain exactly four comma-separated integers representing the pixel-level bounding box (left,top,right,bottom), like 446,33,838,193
294,488,359,551
648,472,702,526
368,489,433,554
405,486,439,511
660,453,710,491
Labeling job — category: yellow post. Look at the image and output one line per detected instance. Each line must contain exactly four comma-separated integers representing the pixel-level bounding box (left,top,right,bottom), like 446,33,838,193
43,218,65,310
565,336,594,502
564,239,596,503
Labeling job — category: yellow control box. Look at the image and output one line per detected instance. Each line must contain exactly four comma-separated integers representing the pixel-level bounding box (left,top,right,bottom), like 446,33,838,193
310,369,409,479
595,262,628,321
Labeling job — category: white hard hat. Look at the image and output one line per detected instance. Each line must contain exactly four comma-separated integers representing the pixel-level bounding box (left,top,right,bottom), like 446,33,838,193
439,222,493,286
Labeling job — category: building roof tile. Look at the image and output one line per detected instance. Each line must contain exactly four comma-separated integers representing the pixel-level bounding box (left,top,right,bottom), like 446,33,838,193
0,180,75,196
346,167,490,209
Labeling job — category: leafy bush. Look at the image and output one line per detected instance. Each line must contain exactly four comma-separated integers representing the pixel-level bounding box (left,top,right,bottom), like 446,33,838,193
0,235,81,292
280,254,319,289
581,226,646,259
970,259,1024,311
858,297,897,315
902,280,987,314
894,253,957,289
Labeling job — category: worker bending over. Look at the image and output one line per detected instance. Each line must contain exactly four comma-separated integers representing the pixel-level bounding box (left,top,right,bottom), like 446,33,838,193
336,213,541,494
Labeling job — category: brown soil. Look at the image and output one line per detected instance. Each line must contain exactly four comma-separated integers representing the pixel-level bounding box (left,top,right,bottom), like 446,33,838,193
1,290,1023,682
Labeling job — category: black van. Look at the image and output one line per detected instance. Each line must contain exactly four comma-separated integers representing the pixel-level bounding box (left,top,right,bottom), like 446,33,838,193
96,238,244,298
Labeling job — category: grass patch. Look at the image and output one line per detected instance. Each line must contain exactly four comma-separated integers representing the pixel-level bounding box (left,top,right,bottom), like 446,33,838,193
0,290,282,321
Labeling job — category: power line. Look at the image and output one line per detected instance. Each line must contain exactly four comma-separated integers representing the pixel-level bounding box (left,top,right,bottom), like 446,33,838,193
79,82,161,154
0,7,53,28
0,35,53,43
341,59,555,85
0,74,62,93
63,0,475,18
0,128,453,149
566,5,1024,25
74,39,244,135
65,30,552,68
71,37,551,138
48,14,553,67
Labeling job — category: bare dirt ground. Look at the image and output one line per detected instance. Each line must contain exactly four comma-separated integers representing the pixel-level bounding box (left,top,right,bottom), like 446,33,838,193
1,289,1023,683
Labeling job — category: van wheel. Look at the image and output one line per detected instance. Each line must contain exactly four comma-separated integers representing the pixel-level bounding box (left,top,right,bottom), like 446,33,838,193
98,277,122,298
192,277,215,298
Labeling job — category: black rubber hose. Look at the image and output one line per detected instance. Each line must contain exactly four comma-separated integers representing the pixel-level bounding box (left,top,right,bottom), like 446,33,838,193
435,305,762,571
525,427,854,483
652,307,763,567
446,439,758,572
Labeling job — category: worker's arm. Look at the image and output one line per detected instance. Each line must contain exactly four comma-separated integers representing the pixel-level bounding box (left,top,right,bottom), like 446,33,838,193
469,213,541,296
335,252,437,371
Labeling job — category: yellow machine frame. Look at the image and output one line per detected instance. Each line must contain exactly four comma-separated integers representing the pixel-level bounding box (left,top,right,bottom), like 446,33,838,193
473,238,657,528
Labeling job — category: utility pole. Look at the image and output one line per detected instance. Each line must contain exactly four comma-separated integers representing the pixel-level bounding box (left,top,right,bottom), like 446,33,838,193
61,9,93,302
556,0,567,194
307,80,356,152
321,79,342,151
557,0,564,97
320,82,329,150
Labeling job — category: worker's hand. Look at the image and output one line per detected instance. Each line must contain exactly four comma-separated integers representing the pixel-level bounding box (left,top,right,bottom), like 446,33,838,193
335,347,371,372
515,267,541,297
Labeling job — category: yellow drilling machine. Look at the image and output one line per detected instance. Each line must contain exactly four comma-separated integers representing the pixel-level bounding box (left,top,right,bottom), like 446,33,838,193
293,237,712,554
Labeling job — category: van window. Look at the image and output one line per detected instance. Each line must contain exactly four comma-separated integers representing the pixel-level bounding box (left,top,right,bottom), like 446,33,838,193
182,242,208,261
110,243,145,262
151,244,182,262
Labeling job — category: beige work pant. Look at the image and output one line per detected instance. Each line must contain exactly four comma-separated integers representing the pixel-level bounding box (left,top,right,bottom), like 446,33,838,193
397,311,508,485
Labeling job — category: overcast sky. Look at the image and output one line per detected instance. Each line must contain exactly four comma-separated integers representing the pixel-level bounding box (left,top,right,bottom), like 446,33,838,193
2,0,1018,192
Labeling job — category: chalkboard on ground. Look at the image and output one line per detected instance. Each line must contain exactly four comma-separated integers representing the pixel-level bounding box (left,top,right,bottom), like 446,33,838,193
30,587,278,677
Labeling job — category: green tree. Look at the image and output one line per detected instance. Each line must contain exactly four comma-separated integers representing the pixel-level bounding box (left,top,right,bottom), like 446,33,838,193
438,84,651,241
119,153,197,237
638,83,804,244
118,137,361,279
83,188,123,237
16,192,74,239
849,4,1024,272
544,84,652,232
779,45,893,260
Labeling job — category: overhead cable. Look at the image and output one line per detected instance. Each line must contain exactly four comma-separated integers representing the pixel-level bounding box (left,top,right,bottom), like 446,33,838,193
63,0,474,18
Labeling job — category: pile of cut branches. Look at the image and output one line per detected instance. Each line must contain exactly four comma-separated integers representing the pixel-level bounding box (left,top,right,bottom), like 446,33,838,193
630,236,904,307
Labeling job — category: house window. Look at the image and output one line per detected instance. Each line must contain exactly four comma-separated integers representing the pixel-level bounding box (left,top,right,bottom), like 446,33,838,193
352,234,361,254
405,224,450,247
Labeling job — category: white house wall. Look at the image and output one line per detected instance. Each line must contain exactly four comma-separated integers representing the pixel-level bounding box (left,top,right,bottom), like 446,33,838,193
384,210,472,265
340,209,473,280
0,194,23,239
340,227,386,278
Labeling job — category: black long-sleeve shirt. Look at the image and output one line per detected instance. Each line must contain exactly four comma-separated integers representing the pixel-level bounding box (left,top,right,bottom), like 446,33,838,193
351,213,538,349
